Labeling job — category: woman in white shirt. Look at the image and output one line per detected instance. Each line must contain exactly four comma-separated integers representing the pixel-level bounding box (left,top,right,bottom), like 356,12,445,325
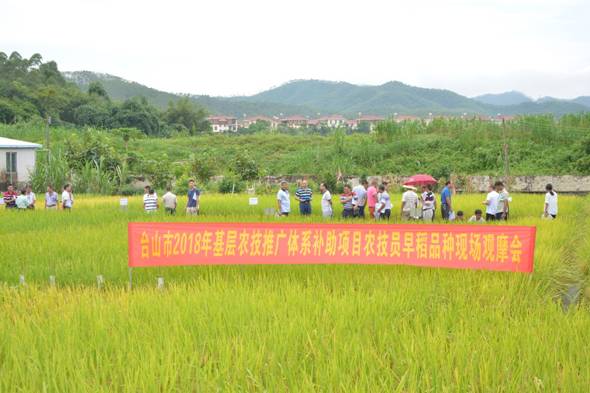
544,183,558,219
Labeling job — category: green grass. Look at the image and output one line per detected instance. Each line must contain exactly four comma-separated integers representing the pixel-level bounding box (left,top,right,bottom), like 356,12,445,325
0,193,589,391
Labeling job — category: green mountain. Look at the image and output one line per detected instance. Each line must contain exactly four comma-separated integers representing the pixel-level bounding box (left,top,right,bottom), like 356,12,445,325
64,71,588,117
239,80,484,116
473,91,532,106
63,71,314,117
573,96,590,107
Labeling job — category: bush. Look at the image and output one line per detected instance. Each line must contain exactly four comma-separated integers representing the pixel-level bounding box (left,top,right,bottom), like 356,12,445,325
218,176,244,194
119,184,145,196
233,152,259,181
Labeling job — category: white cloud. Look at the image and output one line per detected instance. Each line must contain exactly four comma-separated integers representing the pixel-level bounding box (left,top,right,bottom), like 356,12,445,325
1,0,589,98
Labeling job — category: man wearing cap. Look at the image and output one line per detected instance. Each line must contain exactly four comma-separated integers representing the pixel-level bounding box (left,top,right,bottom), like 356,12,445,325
401,185,419,220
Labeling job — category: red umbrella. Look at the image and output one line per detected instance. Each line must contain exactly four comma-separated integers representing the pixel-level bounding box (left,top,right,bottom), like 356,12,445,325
403,174,438,186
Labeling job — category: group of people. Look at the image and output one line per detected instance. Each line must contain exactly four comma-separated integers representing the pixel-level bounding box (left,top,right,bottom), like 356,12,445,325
277,179,560,221
3,178,559,221
142,179,201,215
2,184,74,210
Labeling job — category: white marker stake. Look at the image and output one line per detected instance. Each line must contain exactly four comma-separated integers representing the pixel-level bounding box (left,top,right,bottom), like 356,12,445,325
157,276,165,290
249,197,259,206
49,275,56,287
96,275,104,289
19,275,25,286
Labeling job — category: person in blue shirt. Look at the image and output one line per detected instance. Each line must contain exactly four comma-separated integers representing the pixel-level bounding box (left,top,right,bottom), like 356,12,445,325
440,180,453,220
186,179,201,215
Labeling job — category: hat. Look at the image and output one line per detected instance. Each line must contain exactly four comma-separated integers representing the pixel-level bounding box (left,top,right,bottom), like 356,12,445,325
402,185,417,191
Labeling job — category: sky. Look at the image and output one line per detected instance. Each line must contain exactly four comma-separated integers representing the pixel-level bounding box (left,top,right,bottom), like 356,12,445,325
2,0,590,99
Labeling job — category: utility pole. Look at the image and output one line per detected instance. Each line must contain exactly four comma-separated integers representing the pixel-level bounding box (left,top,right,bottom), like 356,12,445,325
502,118,510,181
45,115,51,150
45,115,51,165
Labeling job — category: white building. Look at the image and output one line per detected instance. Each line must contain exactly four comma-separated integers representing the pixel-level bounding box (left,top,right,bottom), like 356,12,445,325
207,115,238,133
0,137,42,186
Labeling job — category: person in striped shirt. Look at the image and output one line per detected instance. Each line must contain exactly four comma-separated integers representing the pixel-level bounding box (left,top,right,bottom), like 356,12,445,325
340,184,354,218
295,180,313,215
144,188,159,213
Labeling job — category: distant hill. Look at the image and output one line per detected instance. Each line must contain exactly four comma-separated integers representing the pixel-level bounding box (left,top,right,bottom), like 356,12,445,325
238,80,484,116
64,72,588,117
532,95,590,109
63,71,180,107
572,96,590,107
473,91,532,106
63,71,315,117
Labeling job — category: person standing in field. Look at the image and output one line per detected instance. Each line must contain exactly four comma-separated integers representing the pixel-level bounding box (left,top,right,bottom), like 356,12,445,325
3,184,17,209
340,184,354,218
162,186,177,215
376,184,392,220
144,188,158,213
143,185,156,211
401,185,419,220
45,185,59,209
320,182,333,218
276,181,291,217
544,183,558,219
15,189,29,210
496,182,510,220
440,181,453,220
484,182,500,221
295,179,313,216
352,179,368,218
25,185,36,209
186,179,200,215
366,179,378,219
62,184,74,211
421,184,436,222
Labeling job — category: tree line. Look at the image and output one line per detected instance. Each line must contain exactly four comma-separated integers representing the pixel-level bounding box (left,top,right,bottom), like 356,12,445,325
0,51,210,135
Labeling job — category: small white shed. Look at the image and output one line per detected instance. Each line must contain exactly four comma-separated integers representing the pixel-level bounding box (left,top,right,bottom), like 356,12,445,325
0,137,42,185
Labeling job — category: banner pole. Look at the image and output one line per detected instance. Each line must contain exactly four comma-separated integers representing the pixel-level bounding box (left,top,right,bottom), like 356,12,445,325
128,267,133,290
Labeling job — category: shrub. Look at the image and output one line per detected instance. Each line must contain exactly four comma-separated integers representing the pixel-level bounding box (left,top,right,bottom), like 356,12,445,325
218,176,244,194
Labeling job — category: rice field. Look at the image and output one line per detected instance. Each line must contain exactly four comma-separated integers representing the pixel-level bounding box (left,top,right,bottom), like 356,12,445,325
0,193,589,392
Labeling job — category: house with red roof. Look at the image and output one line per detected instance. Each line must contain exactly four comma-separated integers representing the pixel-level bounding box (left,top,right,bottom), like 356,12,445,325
207,115,238,133
240,116,279,129
280,115,308,129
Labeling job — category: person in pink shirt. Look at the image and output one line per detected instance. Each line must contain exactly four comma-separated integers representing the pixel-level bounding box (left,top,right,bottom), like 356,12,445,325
366,178,378,219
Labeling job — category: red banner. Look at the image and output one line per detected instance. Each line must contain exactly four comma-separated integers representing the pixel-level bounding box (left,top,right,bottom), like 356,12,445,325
128,222,536,272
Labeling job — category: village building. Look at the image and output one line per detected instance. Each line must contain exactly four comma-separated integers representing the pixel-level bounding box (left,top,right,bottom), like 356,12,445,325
394,114,421,123
316,114,347,128
207,115,238,133
239,115,279,129
280,115,308,129
0,137,42,187
356,114,385,131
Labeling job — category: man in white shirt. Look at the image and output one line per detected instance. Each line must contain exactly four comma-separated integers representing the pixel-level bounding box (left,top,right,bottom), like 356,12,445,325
162,186,177,215
25,185,36,209
484,182,501,221
62,184,74,211
352,179,368,218
320,182,333,218
276,181,291,216
401,185,419,220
